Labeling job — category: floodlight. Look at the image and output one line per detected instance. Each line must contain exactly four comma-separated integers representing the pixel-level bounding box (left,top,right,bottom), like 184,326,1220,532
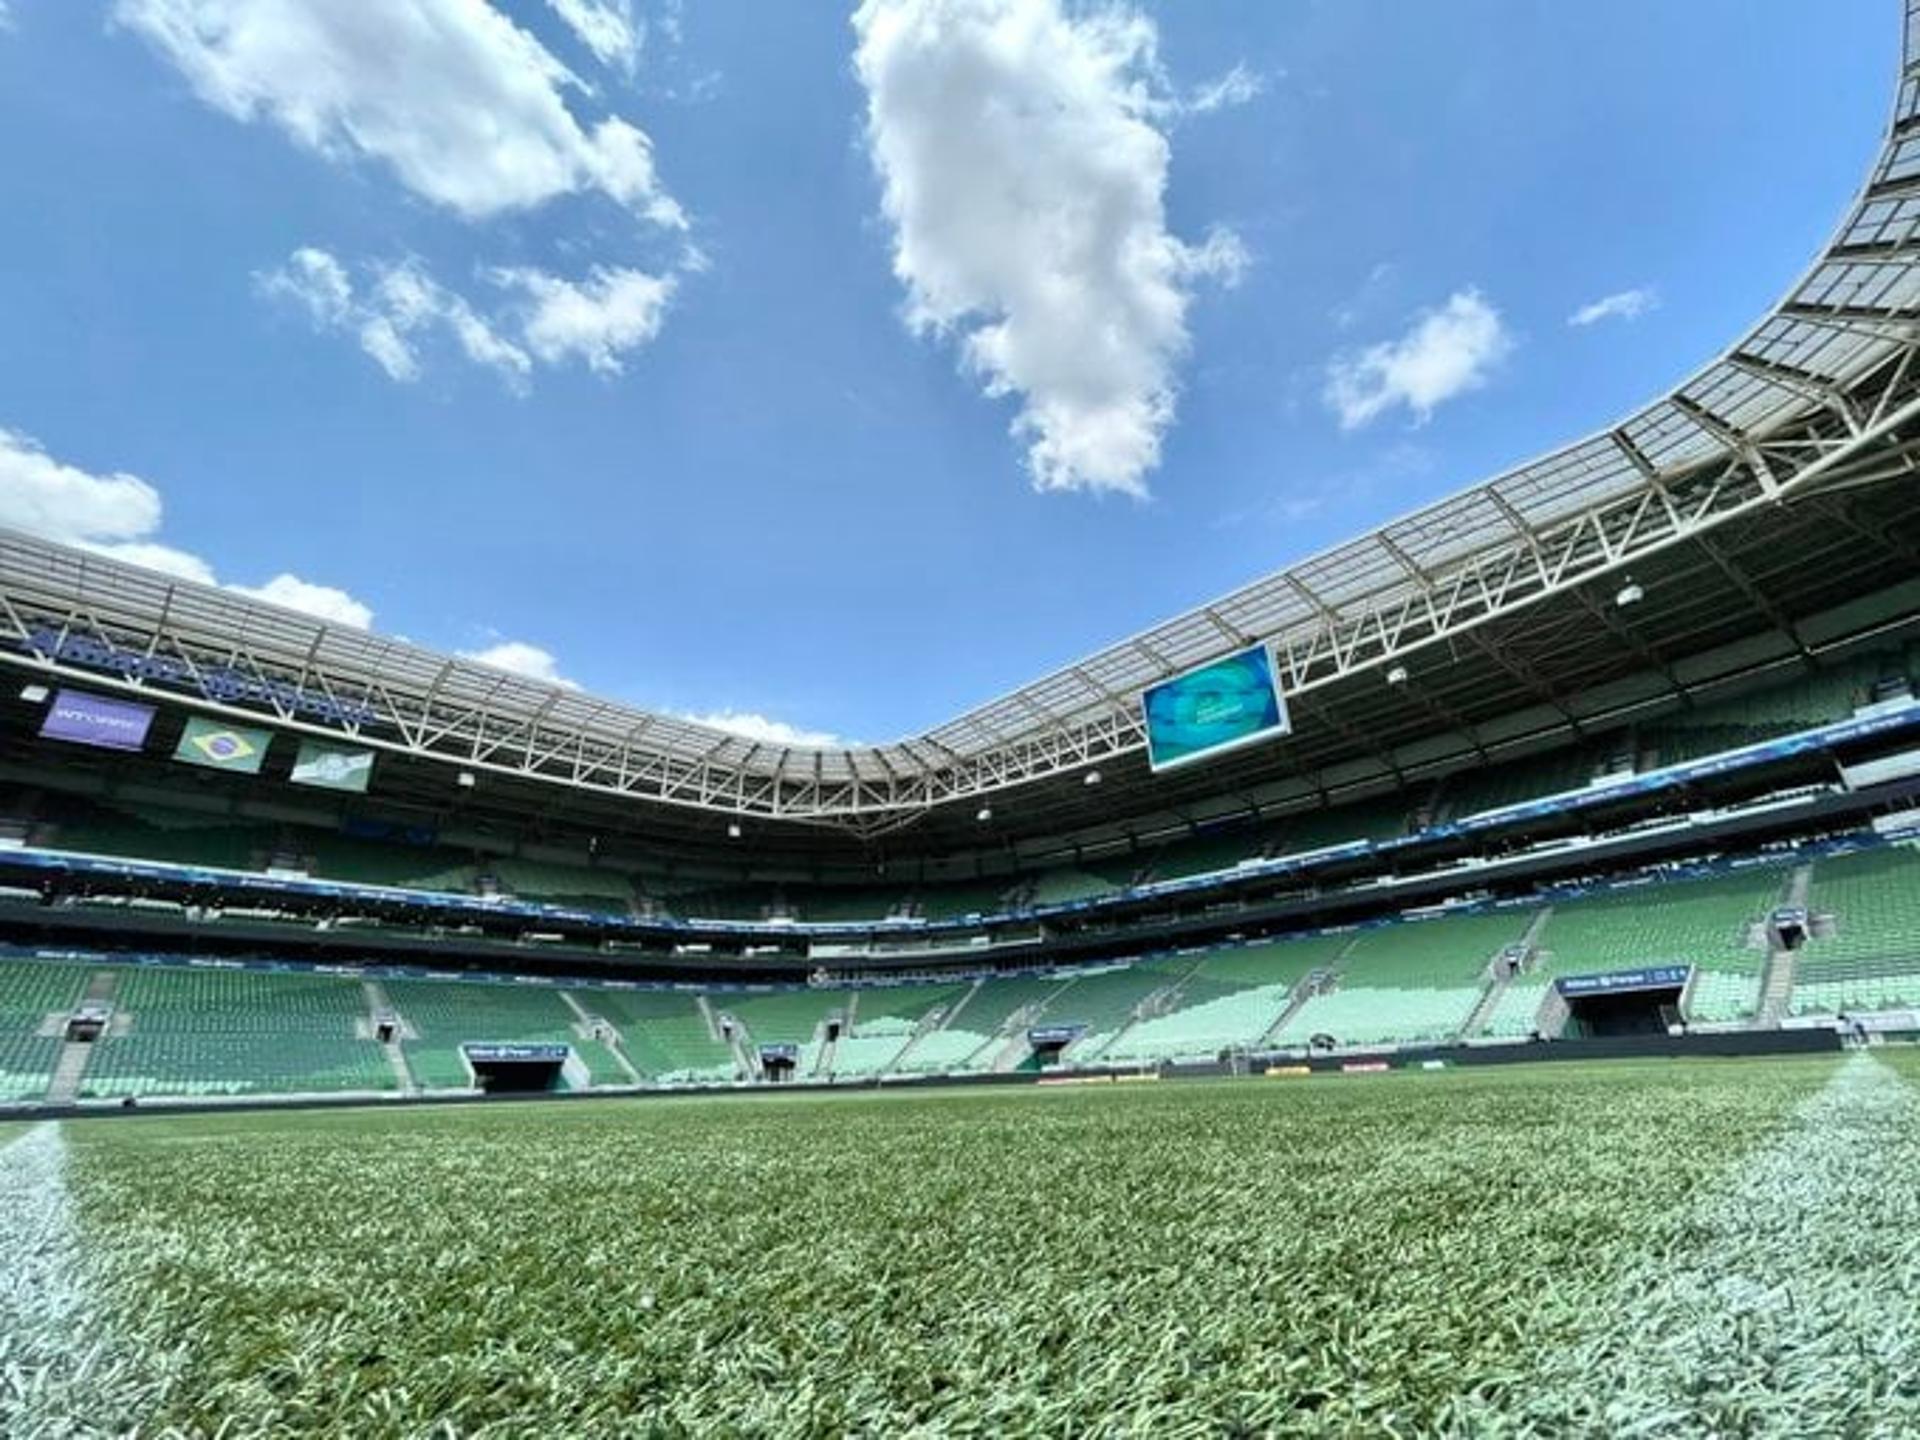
1385,665,1409,686
19,684,48,704
1615,580,1645,608
975,805,993,822
726,822,742,839
1084,770,1103,786
456,770,476,788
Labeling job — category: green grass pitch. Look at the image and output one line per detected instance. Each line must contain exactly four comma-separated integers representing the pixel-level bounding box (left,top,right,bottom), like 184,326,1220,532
6,1053,1920,1436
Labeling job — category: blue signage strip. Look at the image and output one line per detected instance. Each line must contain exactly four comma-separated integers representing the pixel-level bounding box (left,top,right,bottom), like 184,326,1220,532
23,624,376,726
1557,966,1692,998
461,1043,569,1062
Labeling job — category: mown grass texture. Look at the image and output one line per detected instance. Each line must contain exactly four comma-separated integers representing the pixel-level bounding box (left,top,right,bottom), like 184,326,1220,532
13,1054,1920,1437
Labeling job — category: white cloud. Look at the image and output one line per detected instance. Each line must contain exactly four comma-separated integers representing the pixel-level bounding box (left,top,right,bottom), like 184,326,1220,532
230,574,374,629
547,0,639,73
0,427,374,627
1188,62,1262,114
0,428,163,547
1568,286,1659,327
260,247,672,383
852,0,1242,497
494,265,674,374
112,0,683,228
459,639,577,687
678,710,843,749
260,248,532,386
1324,288,1512,430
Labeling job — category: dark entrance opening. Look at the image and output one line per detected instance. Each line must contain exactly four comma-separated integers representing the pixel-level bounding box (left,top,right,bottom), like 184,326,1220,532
1027,1024,1086,1069
1772,906,1810,950
1562,986,1684,1038
65,1000,111,1043
462,1042,569,1093
760,1044,799,1082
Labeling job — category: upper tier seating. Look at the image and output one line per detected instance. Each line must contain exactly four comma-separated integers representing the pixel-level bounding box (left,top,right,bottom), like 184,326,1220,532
1440,746,1608,819
1792,845,1920,1014
300,832,479,893
793,888,910,923
1645,657,1897,765
1149,825,1271,880
1023,868,1119,908
383,979,603,1090
82,965,390,1099
916,878,1019,920
488,858,635,913
39,796,268,872
1278,909,1532,1048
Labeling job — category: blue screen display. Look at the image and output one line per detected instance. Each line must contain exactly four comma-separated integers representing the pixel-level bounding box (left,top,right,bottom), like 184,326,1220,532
1141,645,1289,771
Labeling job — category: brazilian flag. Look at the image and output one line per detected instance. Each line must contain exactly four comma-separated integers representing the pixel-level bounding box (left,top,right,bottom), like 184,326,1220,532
173,715,272,774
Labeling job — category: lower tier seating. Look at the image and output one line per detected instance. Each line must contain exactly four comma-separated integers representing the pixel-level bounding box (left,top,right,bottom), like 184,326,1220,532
1277,909,1533,1048
83,966,390,1098
384,979,602,1090
586,990,736,1083
1792,845,1920,1015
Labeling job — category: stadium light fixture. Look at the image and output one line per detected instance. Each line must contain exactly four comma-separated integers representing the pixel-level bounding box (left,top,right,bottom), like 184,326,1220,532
1084,770,1103,786
1385,665,1409,686
456,770,476,789
19,684,48,704
726,822,742,839
975,805,993,823
1615,579,1646,608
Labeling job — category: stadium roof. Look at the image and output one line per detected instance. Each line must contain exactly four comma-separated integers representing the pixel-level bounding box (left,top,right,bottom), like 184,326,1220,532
6,1,1920,837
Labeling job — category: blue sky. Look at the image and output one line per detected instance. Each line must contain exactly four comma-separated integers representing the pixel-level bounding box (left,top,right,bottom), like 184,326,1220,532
0,0,1890,744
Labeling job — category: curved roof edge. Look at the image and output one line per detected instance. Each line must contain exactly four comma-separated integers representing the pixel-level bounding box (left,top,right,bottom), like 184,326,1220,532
4,1,1920,821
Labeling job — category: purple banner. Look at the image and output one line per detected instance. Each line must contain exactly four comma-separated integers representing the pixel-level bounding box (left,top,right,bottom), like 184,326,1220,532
40,689,156,752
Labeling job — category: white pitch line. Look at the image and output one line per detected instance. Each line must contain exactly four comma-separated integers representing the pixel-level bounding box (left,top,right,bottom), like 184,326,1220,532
0,1122,154,1438
1484,1054,1920,1438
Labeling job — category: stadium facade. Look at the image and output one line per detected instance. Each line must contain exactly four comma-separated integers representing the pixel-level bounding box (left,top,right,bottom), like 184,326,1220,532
3,1,1920,1104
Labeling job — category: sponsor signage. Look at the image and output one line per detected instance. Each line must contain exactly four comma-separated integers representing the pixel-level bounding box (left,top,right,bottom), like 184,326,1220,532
1556,965,1691,998
461,1042,569,1062
40,689,156,751
173,715,272,773
290,741,375,793
1142,644,1291,772
24,624,376,726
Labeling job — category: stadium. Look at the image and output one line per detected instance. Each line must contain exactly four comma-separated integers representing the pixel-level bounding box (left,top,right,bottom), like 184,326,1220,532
5,1,1920,1435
